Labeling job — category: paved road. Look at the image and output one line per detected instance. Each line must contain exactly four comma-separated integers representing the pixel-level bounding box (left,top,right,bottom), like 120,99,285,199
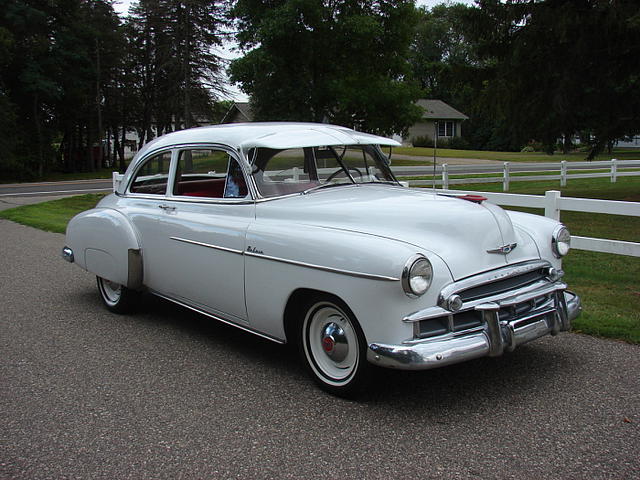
1,219,638,479
0,179,112,198
0,155,503,198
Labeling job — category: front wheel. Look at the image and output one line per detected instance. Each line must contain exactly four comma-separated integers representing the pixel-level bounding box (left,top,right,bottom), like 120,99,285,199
96,276,138,314
298,296,370,397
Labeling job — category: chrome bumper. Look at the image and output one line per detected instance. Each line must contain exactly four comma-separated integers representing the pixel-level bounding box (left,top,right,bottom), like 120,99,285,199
61,246,74,263
368,290,581,371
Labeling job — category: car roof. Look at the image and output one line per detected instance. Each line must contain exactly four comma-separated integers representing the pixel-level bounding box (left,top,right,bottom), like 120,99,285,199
133,122,400,161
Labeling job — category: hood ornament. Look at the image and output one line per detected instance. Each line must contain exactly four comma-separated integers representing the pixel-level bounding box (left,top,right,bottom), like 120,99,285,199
487,243,517,255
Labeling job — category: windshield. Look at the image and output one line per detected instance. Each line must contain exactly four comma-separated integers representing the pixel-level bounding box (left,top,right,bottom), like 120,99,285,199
250,145,397,198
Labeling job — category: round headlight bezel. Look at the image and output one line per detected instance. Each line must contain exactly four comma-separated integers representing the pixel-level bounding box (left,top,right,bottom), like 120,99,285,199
552,225,571,258
402,255,433,298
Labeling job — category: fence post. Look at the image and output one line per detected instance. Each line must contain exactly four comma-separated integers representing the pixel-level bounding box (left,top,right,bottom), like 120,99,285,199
560,160,567,187
544,190,561,221
293,166,299,182
442,163,449,189
503,162,510,191
611,158,618,183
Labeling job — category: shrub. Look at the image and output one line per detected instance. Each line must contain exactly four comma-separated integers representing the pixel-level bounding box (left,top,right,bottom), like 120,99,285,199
411,135,434,148
447,136,470,150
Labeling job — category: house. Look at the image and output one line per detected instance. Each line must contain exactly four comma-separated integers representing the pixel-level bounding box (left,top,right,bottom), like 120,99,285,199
404,99,469,146
615,135,640,148
220,102,254,123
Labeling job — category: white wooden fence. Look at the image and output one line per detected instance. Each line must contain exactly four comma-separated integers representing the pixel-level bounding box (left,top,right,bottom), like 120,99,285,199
393,159,640,191
422,188,640,257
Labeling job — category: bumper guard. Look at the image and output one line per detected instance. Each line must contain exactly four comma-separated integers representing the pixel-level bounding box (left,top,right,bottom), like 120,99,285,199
368,290,581,370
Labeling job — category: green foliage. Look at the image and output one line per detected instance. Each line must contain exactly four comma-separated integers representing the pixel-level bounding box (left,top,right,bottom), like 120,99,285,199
0,194,105,233
0,0,229,181
127,0,229,139
0,0,126,179
445,136,469,150
464,0,640,156
411,135,434,148
230,0,423,136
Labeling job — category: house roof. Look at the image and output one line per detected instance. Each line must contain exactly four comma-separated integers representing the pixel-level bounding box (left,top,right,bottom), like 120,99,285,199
417,99,469,120
221,102,254,123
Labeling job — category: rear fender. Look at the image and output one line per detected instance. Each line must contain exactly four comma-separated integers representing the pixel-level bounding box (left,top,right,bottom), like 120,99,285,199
65,208,143,289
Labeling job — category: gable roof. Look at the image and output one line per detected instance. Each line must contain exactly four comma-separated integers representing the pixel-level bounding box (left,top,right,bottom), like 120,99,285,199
221,102,254,123
417,99,468,120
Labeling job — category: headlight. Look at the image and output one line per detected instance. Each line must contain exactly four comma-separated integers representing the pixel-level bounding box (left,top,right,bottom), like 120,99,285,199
552,225,571,258
402,255,433,297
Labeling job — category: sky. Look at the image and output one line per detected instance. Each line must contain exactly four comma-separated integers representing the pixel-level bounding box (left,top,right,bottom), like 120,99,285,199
111,0,477,101
113,0,476,16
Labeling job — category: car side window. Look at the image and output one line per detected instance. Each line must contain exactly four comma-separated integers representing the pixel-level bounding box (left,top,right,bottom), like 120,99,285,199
130,152,172,195
173,149,248,199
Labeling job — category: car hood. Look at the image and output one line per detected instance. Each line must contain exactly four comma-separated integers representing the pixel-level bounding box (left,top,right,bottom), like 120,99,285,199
255,185,540,280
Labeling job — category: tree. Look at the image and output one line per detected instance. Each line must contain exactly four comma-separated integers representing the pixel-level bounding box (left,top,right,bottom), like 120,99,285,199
0,0,127,178
127,0,229,142
408,3,513,150
466,0,640,156
230,0,422,136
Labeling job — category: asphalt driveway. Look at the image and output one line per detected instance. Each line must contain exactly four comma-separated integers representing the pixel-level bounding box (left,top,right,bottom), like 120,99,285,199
1,218,638,479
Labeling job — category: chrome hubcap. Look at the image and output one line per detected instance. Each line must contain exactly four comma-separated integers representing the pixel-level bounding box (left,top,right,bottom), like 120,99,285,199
100,279,122,305
320,322,349,362
304,303,359,384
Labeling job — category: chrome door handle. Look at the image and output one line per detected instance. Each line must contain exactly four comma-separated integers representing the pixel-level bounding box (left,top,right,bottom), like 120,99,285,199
158,204,176,211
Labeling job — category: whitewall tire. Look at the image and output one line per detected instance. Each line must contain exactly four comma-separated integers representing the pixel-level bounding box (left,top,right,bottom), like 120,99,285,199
96,276,138,314
299,295,370,397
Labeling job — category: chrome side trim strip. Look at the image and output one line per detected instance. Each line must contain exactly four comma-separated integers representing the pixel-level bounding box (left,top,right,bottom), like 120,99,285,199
170,236,244,255
244,251,400,282
169,236,399,281
151,291,286,344
125,193,254,205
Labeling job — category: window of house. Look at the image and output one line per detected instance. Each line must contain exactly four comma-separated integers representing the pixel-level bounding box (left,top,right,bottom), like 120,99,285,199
438,121,456,137
172,149,248,199
129,151,172,195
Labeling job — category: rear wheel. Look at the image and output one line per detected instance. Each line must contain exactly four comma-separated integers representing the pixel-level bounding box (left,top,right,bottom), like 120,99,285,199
298,295,370,397
96,276,138,314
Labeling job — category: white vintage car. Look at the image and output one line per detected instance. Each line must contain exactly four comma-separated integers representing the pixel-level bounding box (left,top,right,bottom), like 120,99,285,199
63,123,581,396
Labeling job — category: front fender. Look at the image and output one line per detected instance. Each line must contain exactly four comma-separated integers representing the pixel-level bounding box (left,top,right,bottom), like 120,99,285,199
506,210,563,269
243,222,453,344
65,208,143,288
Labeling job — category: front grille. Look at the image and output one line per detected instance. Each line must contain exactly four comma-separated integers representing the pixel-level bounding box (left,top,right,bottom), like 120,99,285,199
417,292,554,340
458,268,547,302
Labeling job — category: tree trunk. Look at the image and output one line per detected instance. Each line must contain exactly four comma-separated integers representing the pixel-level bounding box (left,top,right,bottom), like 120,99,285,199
95,38,104,170
183,4,192,130
33,94,44,178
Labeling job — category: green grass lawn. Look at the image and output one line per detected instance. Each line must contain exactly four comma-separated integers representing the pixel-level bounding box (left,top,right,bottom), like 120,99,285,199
440,176,640,343
392,146,640,164
0,194,106,234
1,179,637,343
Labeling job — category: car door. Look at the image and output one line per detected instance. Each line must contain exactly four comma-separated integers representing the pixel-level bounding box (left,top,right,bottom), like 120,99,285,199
124,149,175,293
147,147,253,323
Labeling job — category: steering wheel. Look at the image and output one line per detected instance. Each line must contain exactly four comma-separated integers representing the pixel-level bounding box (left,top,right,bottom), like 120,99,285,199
326,167,363,182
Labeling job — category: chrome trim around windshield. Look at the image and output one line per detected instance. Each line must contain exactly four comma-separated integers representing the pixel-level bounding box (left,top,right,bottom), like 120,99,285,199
244,251,400,282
